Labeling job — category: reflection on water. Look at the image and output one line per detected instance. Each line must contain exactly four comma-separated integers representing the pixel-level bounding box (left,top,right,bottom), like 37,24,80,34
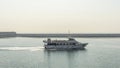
44,49,87,68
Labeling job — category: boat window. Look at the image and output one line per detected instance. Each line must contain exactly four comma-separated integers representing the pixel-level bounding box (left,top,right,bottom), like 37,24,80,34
73,43,76,45
47,43,50,45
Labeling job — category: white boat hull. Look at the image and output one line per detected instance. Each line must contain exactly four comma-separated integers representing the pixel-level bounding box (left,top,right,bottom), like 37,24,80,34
44,43,88,50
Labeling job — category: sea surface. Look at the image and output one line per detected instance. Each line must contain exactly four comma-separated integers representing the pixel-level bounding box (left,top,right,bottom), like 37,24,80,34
0,37,120,68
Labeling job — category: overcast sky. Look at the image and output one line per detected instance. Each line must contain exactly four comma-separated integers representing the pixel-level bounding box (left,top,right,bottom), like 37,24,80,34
0,0,120,33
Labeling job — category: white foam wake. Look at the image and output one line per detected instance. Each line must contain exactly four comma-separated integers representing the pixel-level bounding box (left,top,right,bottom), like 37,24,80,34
0,46,44,51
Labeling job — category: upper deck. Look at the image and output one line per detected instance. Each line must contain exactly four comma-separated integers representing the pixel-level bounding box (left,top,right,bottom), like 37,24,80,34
43,38,79,45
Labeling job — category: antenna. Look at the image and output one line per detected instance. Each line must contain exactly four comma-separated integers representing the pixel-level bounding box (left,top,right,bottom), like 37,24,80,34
68,30,71,38
68,30,70,35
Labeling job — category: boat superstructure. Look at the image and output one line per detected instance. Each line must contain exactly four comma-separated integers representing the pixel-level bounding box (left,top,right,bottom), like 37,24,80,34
43,38,88,50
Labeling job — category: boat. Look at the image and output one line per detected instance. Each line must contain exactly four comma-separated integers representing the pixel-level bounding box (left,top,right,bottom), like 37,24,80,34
43,38,88,50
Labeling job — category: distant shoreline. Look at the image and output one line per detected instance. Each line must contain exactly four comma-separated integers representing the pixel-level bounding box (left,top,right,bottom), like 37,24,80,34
1,32,120,38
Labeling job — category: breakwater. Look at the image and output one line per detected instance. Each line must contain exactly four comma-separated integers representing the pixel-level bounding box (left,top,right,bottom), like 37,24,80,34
0,32,120,38
17,33,120,38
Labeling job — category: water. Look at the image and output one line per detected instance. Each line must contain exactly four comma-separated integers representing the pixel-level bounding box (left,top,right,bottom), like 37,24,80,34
0,37,120,68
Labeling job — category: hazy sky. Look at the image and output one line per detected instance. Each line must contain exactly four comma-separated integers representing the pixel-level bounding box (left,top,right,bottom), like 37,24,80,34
0,0,120,33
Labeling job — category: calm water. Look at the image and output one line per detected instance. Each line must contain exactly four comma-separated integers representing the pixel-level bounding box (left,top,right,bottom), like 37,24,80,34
0,37,120,68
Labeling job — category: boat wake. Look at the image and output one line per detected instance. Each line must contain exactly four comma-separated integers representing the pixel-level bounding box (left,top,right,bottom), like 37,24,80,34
0,46,44,51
